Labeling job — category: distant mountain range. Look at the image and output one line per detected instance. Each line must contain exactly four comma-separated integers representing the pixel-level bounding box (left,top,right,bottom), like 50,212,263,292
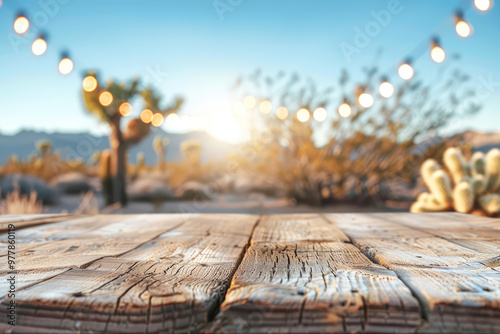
0,128,237,165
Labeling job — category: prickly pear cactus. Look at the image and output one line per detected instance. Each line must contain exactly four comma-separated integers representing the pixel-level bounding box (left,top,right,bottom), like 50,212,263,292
411,147,500,217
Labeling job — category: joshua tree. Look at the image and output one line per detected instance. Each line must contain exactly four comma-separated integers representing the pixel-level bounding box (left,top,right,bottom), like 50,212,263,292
153,136,169,171
82,72,182,206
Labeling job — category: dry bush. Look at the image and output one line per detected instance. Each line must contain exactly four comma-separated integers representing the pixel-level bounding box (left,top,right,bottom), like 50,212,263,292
0,188,43,214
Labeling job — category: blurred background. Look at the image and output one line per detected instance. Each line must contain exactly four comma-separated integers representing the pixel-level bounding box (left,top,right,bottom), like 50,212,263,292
1,0,499,216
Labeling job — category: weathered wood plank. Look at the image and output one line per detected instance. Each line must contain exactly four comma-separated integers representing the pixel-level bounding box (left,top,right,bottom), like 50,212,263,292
325,213,500,333
0,214,72,233
210,214,421,333
1,214,259,333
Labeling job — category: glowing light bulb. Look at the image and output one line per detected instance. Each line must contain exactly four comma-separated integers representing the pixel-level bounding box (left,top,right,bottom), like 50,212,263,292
243,95,256,109
83,76,98,92
14,16,29,34
379,81,394,98
166,113,179,122
474,0,491,11
99,91,113,106
32,38,47,56
359,93,374,108
296,108,310,122
398,63,414,80
338,103,351,118
151,113,164,127
119,102,132,116
456,20,471,37
140,109,153,123
431,45,446,63
58,57,73,75
259,100,272,114
276,106,288,120
313,107,327,122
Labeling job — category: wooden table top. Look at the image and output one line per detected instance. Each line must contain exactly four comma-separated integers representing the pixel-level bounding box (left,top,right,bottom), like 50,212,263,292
0,213,499,333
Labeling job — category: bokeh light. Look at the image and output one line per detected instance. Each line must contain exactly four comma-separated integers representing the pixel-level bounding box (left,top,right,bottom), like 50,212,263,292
398,63,414,80
14,16,29,34
431,45,446,63
243,95,256,109
98,91,113,106
358,93,374,108
456,20,471,37
338,103,351,118
151,113,164,127
82,76,98,92
474,0,491,11
58,58,73,75
276,106,289,120
166,113,180,122
259,100,272,114
140,109,153,123
119,102,132,116
32,38,47,56
379,81,394,98
313,107,327,122
296,108,310,122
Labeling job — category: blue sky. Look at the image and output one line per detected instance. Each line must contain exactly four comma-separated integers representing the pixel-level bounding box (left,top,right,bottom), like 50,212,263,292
0,0,499,142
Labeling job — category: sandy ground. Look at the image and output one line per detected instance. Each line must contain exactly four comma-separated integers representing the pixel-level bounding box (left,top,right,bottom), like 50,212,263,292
44,193,402,214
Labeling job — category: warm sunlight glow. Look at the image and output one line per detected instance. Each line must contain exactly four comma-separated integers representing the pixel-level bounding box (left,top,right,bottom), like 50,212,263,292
83,76,98,92
166,113,180,122
398,63,414,80
243,95,256,109
32,38,47,56
313,107,327,122
234,101,246,114
456,20,471,37
208,111,244,143
297,108,310,122
259,100,272,114
338,103,351,118
14,16,29,34
58,58,73,75
119,102,132,116
98,91,113,106
431,46,446,63
379,81,394,98
358,93,374,108
151,113,164,127
140,109,153,123
474,0,491,11
276,106,288,120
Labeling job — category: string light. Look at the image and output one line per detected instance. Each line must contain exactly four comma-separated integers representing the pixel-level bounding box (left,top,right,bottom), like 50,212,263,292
359,93,374,108
243,95,256,109
99,91,113,106
32,36,47,56
140,109,153,123
82,76,98,92
296,108,310,122
276,106,289,120
455,13,472,38
430,39,446,63
119,102,132,116
398,61,414,80
58,53,73,75
14,15,29,34
474,0,491,11
313,107,327,122
151,113,164,127
259,100,272,114
379,79,394,98
166,113,179,122
338,102,352,118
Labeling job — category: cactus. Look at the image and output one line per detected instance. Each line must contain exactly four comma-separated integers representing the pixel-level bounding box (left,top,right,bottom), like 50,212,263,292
153,136,169,171
412,147,500,217
136,152,145,171
99,150,113,206
36,140,52,159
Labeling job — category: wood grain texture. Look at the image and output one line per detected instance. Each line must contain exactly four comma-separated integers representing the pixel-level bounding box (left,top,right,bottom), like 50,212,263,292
325,213,500,333
210,214,421,333
0,214,259,333
0,214,72,233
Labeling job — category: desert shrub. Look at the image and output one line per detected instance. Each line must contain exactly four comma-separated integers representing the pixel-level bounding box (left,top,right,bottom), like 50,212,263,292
229,65,479,206
0,187,43,214
0,174,59,205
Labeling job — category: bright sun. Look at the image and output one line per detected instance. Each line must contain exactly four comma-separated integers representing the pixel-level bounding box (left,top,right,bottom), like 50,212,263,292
208,110,245,144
